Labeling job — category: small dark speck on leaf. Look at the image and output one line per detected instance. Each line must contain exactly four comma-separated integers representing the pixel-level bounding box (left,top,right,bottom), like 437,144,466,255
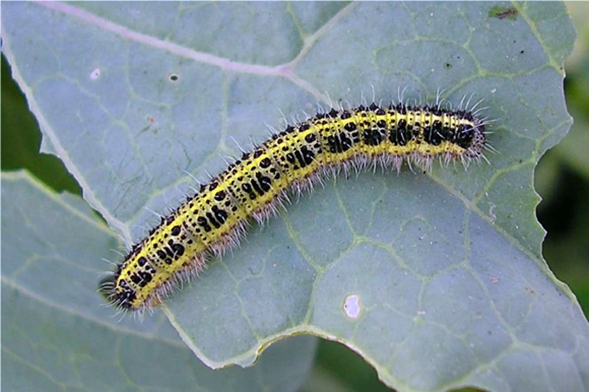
488,5,518,20
169,73,179,82
525,287,536,295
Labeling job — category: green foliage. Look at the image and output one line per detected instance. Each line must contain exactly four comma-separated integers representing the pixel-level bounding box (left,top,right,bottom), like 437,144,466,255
2,2,588,391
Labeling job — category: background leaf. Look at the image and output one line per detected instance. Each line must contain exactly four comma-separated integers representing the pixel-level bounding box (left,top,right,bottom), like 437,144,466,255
2,2,588,392
1,171,317,392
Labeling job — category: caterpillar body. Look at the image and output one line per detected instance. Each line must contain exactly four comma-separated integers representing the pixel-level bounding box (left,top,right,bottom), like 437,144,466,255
102,100,488,313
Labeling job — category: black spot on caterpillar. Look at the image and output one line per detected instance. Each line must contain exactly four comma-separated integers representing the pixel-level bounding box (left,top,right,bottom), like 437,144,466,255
100,98,490,313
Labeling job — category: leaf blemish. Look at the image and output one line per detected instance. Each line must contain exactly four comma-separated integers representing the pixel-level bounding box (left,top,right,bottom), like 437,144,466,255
343,294,361,319
488,5,518,21
90,68,101,80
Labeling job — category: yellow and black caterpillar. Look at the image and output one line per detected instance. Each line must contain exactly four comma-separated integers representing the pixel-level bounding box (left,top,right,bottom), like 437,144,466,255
102,101,488,312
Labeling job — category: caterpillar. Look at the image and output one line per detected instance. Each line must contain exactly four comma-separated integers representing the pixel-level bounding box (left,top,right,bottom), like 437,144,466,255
101,98,489,313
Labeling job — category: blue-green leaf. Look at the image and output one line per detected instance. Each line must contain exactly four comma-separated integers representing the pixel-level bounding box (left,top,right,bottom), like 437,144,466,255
3,2,587,391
